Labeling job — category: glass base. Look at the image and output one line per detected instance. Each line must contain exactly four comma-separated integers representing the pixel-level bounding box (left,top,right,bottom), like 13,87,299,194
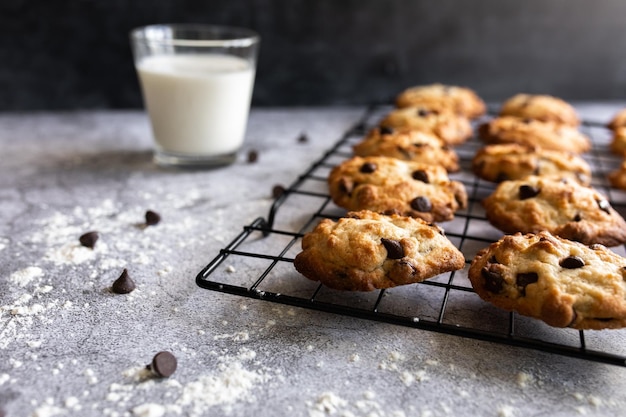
154,149,238,169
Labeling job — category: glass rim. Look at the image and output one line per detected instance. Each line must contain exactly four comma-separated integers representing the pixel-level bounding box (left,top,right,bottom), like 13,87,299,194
130,24,260,48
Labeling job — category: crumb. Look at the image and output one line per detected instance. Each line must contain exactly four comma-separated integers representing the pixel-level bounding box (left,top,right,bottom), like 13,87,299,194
349,354,360,363
516,372,533,388
498,405,515,417
225,265,236,273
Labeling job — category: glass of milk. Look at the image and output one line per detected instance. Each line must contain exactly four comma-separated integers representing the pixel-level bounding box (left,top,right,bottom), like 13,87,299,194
130,24,259,168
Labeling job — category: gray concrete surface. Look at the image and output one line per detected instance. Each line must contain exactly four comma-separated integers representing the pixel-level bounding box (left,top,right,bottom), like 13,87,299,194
2,107,626,417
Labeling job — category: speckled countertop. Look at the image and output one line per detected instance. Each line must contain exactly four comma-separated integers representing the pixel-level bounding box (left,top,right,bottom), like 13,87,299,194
2,106,626,417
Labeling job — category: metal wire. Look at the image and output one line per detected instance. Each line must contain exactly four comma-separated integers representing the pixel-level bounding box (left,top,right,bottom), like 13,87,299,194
196,106,626,367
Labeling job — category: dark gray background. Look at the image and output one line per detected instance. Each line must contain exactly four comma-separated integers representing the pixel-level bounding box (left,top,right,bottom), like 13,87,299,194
3,0,626,110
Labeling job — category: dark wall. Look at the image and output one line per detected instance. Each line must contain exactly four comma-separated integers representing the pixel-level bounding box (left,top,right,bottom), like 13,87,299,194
3,0,626,110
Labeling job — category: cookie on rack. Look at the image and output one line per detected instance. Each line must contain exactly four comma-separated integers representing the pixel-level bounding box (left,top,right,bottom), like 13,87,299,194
395,83,487,119
294,210,466,291
610,127,626,156
353,126,460,172
482,175,626,247
608,108,626,130
328,156,468,223
471,143,591,185
478,116,591,154
469,231,626,330
379,106,473,146
608,160,626,190
499,93,580,126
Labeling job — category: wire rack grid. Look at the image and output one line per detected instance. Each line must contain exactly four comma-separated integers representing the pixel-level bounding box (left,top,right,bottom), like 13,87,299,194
196,105,626,367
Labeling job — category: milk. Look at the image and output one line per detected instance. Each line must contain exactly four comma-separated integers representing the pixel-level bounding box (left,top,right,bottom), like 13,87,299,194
136,54,255,155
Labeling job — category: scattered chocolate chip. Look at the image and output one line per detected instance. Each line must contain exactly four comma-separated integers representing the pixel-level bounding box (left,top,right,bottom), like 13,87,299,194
597,199,611,214
560,255,585,269
410,196,432,212
411,170,429,183
247,149,259,163
495,172,509,182
111,268,136,294
148,351,177,378
488,256,499,264
417,109,430,117
379,126,394,135
79,231,99,249
381,238,404,259
573,213,583,222
516,272,539,294
338,177,354,195
360,162,377,173
519,184,540,200
481,266,503,293
272,184,286,199
145,210,161,226
297,133,309,143
382,208,402,216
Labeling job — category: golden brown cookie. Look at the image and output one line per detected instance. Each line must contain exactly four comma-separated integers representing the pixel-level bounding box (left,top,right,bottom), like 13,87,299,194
608,108,626,130
478,116,591,154
499,93,580,126
483,175,626,247
395,83,486,119
608,160,626,190
328,156,467,223
353,126,460,172
294,210,466,291
469,231,626,330
610,127,626,156
379,106,473,146
471,143,591,185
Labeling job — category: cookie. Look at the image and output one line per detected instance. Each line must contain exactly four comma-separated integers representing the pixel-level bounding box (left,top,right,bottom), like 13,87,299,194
294,210,466,291
610,127,626,156
328,156,468,223
499,93,580,126
379,106,473,146
353,126,460,172
482,175,626,247
395,83,486,119
469,231,626,330
608,160,626,190
478,116,591,154
471,143,591,185
608,108,626,130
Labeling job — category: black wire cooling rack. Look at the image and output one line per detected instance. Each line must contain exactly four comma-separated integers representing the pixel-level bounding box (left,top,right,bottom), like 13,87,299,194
196,105,626,367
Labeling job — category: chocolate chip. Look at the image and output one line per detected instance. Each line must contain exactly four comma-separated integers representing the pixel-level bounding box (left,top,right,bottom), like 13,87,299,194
247,149,259,163
560,255,585,269
272,184,286,199
79,231,99,249
360,162,377,173
597,199,611,214
410,196,432,212
488,256,499,264
519,185,540,200
111,268,136,294
148,351,177,378
522,118,532,124
516,272,538,291
338,177,354,195
495,172,509,182
145,210,161,226
381,238,404,259
379,126,394,135
297,133,309,143
481,266,503,293
411,170,429,183
417,109,430,117
573,213,583,222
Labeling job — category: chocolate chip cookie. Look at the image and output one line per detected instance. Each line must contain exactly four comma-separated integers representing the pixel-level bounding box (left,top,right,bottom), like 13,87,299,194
608,108,626,130
478,116,591,154
499,93,580,126
469,231,626,329
610,127,626,156
471,143,591,184
328,156,468,223
353,126,460,172
483,175,626,247
395,83,486,119
294,210,466,291
379,106,473,146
